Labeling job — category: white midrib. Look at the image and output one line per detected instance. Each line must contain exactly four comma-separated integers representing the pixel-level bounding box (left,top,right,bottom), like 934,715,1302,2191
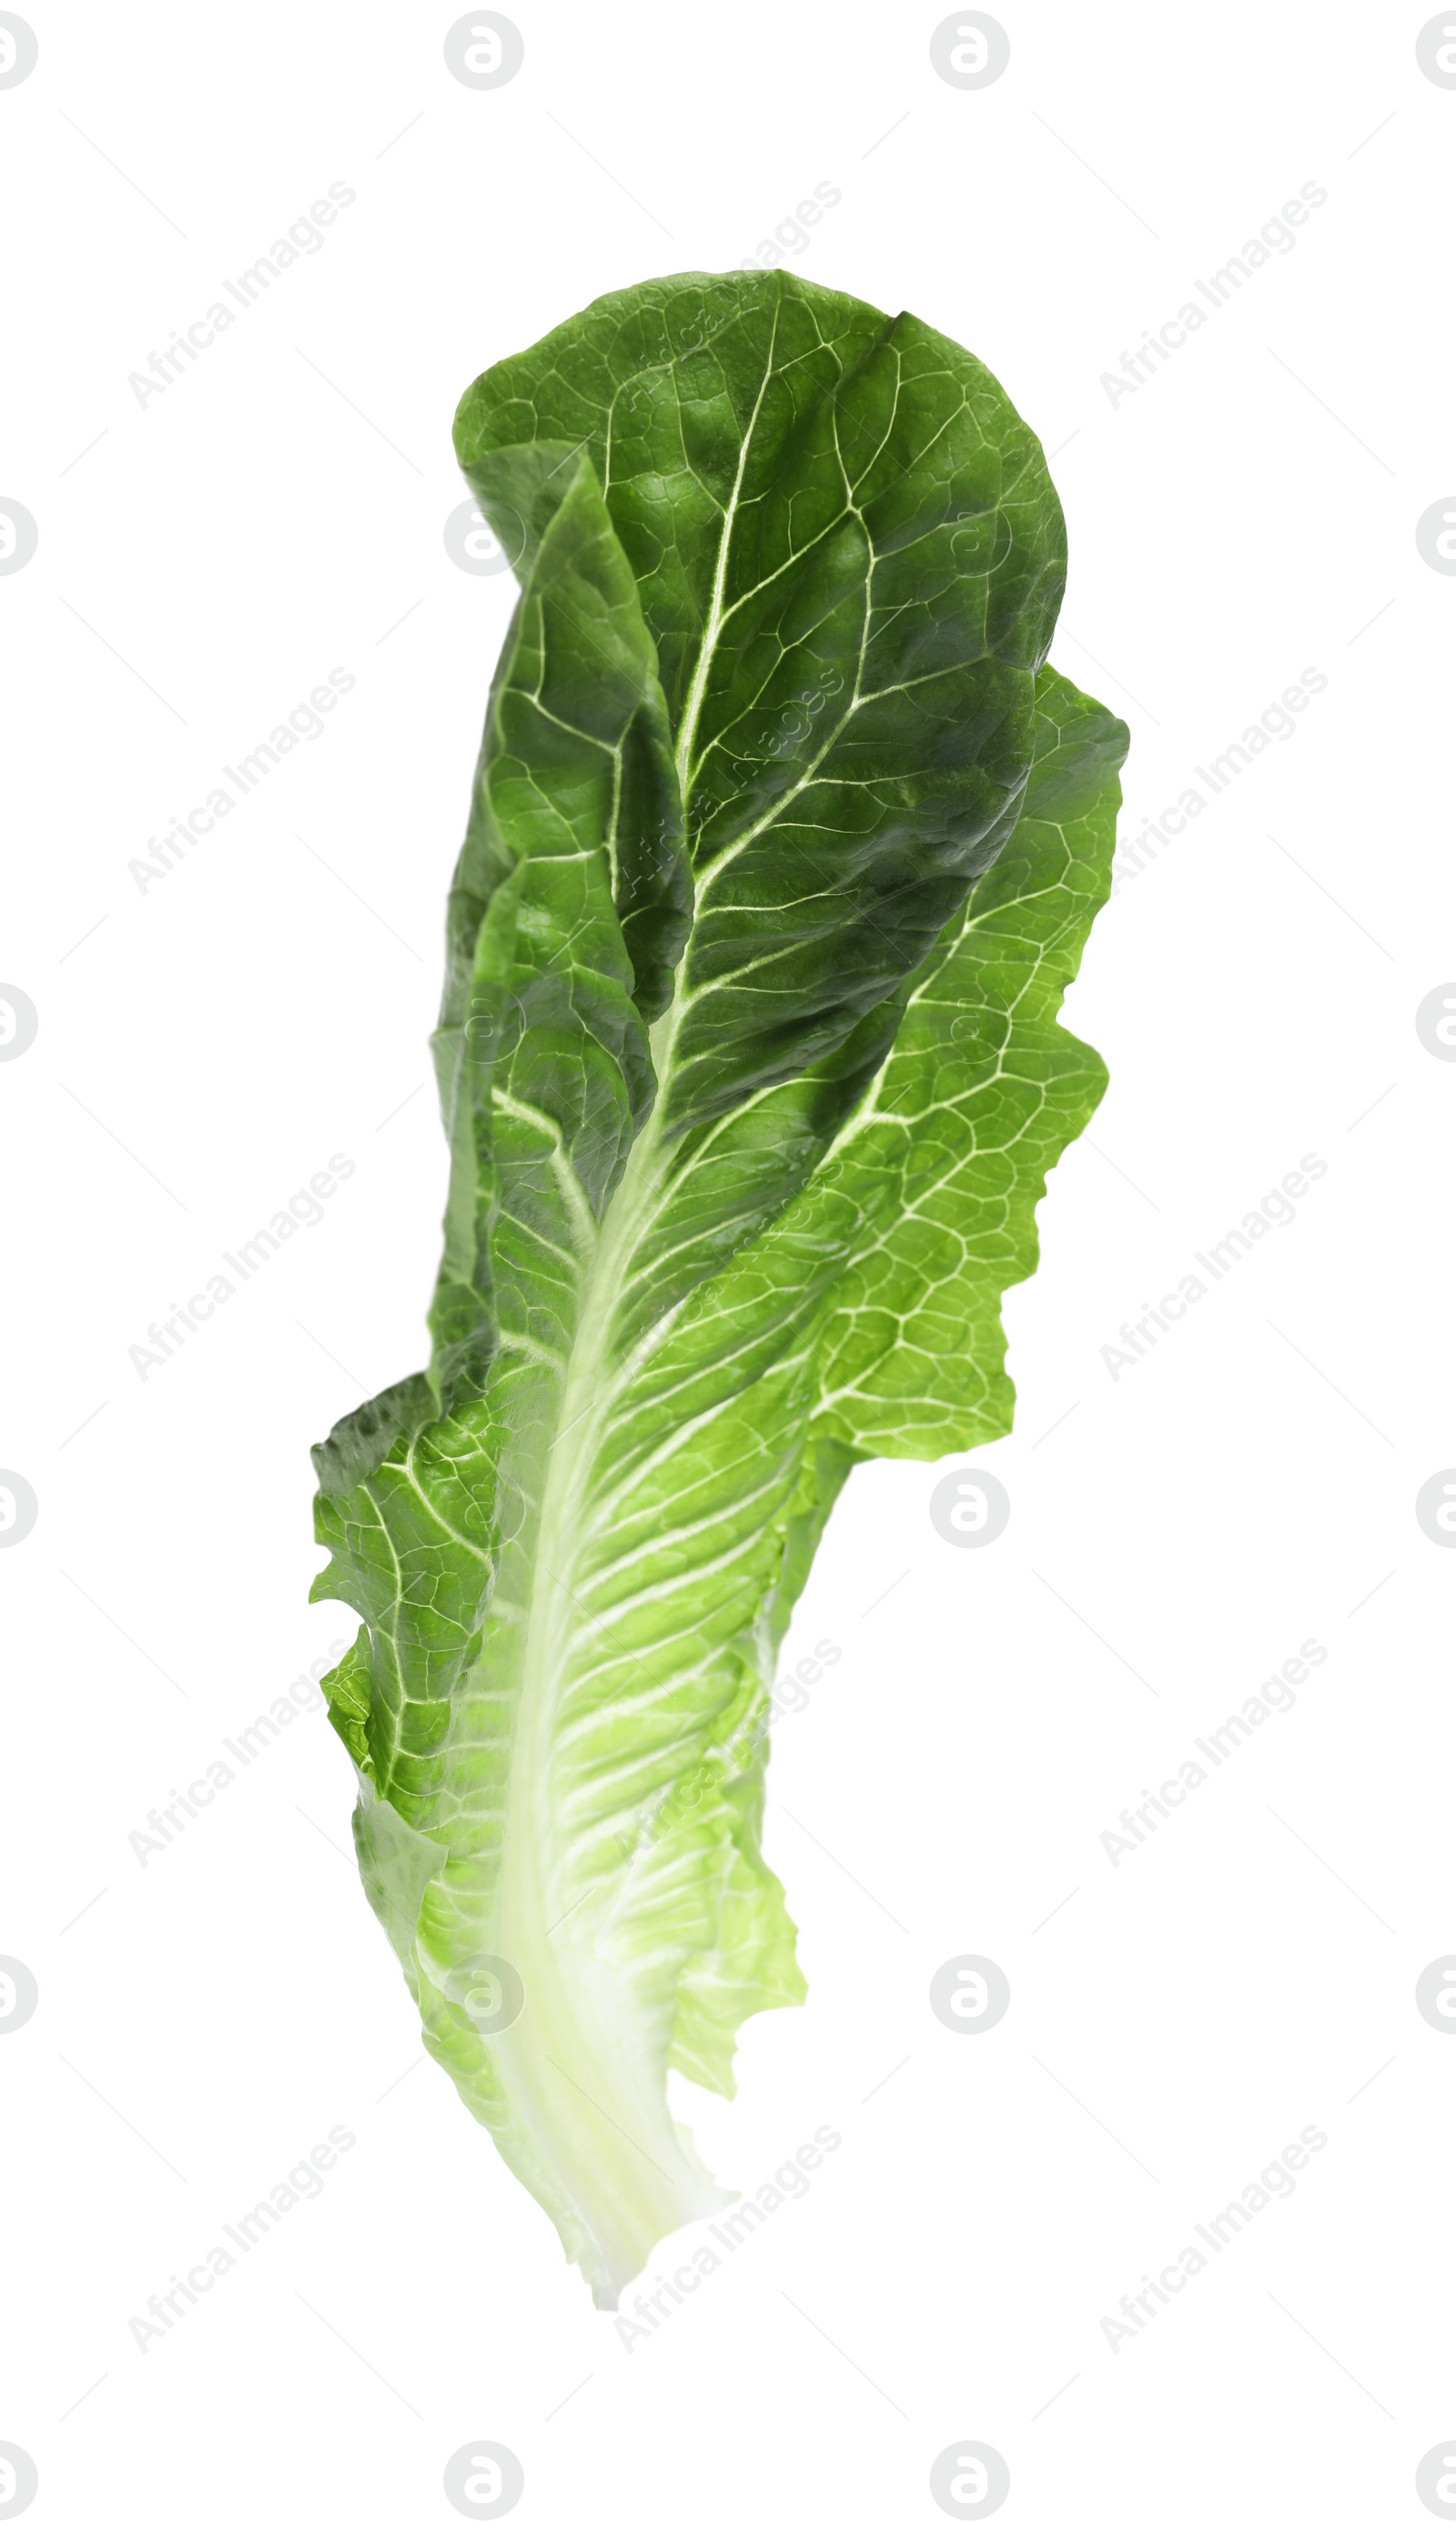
672,315,777,799
490,1003,712,2280
507,1008,678,1832
489,350,784,2280
499,339,772,1917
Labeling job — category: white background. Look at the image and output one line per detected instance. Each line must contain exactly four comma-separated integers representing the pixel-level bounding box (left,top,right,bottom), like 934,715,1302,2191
4,2,1454,2525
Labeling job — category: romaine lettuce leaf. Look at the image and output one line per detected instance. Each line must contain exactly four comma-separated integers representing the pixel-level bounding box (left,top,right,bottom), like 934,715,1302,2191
310,270,1127,2305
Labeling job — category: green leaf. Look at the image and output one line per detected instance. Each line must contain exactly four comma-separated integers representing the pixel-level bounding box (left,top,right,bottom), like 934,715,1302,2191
310,270,1126,2306
804,665,1128,1457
